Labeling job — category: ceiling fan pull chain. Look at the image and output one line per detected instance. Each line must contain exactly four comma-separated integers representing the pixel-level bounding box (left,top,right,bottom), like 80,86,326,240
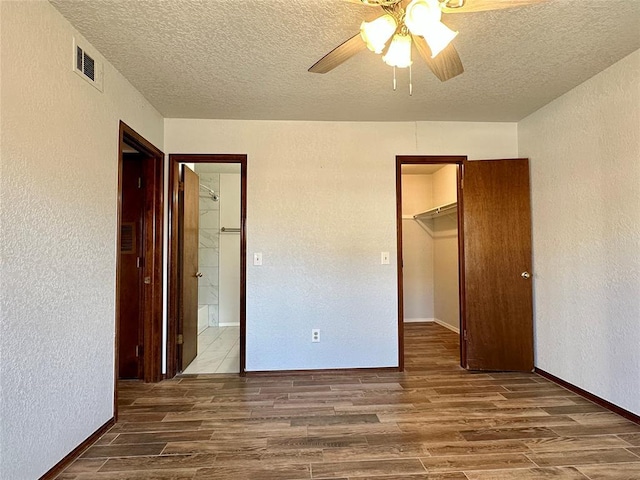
409,64,413,96
393,66,397,91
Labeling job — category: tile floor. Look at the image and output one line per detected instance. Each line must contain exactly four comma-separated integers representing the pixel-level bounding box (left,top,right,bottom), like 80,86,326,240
182,326,239,374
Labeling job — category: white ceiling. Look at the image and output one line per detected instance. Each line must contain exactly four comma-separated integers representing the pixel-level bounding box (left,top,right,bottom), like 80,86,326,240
50,0,640,122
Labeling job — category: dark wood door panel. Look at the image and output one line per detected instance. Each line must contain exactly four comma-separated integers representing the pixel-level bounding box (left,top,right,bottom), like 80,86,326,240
463,158,533,372
180,166,199,370
118,154,144,379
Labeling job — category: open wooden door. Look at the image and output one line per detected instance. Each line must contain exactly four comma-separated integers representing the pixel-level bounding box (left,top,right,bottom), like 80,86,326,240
179,165,200,371
462,158,533,372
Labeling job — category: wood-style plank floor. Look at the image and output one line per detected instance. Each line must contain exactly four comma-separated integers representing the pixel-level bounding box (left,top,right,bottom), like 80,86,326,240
57,323,640,479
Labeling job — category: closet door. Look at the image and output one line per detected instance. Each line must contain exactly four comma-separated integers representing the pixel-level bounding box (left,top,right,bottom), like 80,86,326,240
463,158,533,372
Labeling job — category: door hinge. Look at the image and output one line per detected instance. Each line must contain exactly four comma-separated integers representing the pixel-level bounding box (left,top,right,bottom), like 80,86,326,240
463,330,468,341
137,177,142,189
178,181,184,192
177,334,184,345
135,345,143,357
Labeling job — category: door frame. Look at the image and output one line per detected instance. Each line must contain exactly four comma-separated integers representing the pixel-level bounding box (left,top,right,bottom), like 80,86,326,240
396,155,467,370
167,154,248,378
116,120,165,388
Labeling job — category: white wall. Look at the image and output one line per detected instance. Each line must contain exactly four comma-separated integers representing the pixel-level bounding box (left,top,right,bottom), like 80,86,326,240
432,164,457,206
402,175,434,321
402,174,433,215
433,214,460,332
402,219,434,321
219,173,241,327
519,50,640,415
164,120,517,371
0,2,164,478
432,165,460,332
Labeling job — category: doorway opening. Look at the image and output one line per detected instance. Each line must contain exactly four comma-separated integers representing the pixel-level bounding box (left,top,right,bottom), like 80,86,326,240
397,155,535,373
115,121,164,386
167,154,247,378
396,156,466,370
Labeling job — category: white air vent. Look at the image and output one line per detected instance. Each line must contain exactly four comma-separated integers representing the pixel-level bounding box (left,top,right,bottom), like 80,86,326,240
73,38,103,91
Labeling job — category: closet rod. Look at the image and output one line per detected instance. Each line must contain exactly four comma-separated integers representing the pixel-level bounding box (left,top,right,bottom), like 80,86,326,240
413,201,457,220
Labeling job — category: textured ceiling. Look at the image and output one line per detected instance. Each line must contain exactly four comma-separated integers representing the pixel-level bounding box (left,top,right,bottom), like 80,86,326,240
50,0,640,122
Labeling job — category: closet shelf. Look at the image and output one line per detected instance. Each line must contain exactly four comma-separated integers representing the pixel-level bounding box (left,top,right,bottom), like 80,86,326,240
413,201,457,220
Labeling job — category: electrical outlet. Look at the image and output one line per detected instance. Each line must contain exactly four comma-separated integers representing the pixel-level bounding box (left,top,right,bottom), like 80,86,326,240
312,329,320,343
381,252,390,264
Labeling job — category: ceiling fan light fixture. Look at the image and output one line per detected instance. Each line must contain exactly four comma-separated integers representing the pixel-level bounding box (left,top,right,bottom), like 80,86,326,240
360,14,397,54
383,33,412,68
405,0,442,36
422,21,458,58
443,0,465,8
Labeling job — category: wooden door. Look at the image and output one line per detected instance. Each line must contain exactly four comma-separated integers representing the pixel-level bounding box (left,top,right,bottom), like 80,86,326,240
118,154,145,379
463,158,534,372
179,166,200,370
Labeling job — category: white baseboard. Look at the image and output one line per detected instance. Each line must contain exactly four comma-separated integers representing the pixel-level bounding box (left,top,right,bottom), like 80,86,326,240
403,318,436,323
219,322,240,327
404,317,460,334
434,318,460,334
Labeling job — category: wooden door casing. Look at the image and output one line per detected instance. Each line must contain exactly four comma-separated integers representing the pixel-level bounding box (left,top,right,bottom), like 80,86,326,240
166,154,247,379
115,121,165,389
179,166,200,370
463,158,534,372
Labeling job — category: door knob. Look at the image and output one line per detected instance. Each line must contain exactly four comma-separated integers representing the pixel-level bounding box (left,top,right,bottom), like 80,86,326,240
521,271,531,279
195,272,203,278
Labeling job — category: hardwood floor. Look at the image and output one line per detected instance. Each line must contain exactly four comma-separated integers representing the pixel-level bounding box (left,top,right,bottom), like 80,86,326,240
56,323,640,479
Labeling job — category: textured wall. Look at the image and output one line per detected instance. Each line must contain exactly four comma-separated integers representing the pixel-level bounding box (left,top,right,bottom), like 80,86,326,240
402,219,435,321
519,50,640,415
164,120,518,371
433,214,460,332
402,175,434,321
432,166,460,332
0,2,163,478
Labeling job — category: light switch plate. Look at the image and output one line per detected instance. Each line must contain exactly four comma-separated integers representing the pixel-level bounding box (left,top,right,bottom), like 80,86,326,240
253,252,262,266
381,252,390,265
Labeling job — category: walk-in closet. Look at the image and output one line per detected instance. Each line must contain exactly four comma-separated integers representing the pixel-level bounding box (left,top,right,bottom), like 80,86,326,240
401,164,460,333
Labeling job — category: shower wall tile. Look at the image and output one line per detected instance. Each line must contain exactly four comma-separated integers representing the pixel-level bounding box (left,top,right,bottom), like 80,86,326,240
208,305,219,327
200,247,219,267
200,229,219,249
198,172,220,189
198,285,218,305
200,267,219,287
196,170,220,323
200,209,220,228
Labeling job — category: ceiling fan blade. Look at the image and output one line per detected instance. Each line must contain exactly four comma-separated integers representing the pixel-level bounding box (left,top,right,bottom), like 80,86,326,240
412,35,464,82
441,0,548,14
309,34,367,74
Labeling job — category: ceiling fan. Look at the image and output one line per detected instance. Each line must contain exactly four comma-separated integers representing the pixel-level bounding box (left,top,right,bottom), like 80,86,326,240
309,0,547,88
